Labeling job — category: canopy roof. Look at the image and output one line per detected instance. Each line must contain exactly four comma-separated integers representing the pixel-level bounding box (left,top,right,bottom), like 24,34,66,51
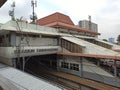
57,52,120,60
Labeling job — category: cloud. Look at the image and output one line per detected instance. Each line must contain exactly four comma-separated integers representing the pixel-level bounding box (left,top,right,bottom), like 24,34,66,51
96,0,120,40
46,0,106,23
0,0,32,23
0,0,120,41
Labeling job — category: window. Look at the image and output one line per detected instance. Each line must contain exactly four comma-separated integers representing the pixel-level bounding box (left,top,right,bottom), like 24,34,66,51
61,62,79,71
70,63,79,71
61,62,69,69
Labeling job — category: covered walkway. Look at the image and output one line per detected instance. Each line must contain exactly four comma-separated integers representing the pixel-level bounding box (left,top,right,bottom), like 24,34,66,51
57,52,120,60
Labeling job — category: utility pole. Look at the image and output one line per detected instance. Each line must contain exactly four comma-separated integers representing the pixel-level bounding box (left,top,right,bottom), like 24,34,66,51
9,2,15,20
30,0,37,23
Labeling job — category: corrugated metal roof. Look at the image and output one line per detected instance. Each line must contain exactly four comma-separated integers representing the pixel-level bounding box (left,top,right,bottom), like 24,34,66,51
61,36,120,60
0,67,64,90
74,36,120,52
75,35,95,39
0,63,7,68
112,44,120,50
95,38,113,46
0,20,60,36
62,36,86,47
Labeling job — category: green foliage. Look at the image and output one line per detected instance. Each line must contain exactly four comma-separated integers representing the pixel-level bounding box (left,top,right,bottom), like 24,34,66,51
117,35,120,42
102,39,108,42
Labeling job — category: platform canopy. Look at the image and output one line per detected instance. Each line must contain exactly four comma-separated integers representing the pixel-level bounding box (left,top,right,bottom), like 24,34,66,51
0,63,64,90
57,52,120,60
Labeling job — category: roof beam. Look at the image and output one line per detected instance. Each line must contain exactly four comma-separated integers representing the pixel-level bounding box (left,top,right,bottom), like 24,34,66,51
57,52,120,60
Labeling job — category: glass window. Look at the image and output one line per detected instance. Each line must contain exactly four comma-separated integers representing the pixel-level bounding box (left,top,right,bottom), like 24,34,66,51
61,62,69,69
70,63,79,71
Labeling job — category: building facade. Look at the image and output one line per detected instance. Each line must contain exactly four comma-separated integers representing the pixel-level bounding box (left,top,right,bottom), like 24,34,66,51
108,37,115,43
78,20,98,32
0,12,120,88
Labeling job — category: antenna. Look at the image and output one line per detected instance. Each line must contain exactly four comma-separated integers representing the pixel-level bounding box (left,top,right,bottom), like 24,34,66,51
9,2,15,20
88,15,91,30
35,0,37,7
30,0,37,23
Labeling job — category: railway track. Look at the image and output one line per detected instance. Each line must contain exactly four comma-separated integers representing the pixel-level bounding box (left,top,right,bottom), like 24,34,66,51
25,68,83,90
25,63,96,90
25,62,120,90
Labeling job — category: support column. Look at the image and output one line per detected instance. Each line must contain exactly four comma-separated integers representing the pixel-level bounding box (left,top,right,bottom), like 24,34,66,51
80,57,83,77
10,32,16,46
12,58,16,68
113,60,117,77
50,60,52,67
57,55,60,71
97,60,100,66
22,57,25,71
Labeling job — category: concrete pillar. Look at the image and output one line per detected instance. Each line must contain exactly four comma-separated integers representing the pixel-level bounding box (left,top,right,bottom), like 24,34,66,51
97,60,100,66
12,58,16,68
58,38,61,46
80,57,83,77
113,60,117,77
22,57,25,71
50,60,52,67
57,58,60,71
10,32,16,46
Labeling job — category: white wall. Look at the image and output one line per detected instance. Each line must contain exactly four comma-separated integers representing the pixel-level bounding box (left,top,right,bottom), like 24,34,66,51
0,46,60,58
16,36,57,46
0,57,13,66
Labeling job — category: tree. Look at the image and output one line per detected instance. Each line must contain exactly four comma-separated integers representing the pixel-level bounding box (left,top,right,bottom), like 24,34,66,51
102,39,108,42
117,35,120,45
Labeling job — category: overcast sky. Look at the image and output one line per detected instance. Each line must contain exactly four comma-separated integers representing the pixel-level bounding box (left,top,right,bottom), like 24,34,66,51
0,0,120,41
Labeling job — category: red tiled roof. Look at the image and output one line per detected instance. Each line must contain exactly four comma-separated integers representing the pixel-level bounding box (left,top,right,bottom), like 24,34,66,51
57,52,120,60
37,12,74,26
37,12,100,35
0,0,7,7
44,22,100,35
113,49,120,52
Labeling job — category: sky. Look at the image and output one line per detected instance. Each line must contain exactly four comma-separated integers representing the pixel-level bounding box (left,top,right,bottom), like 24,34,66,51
0,0,120,41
